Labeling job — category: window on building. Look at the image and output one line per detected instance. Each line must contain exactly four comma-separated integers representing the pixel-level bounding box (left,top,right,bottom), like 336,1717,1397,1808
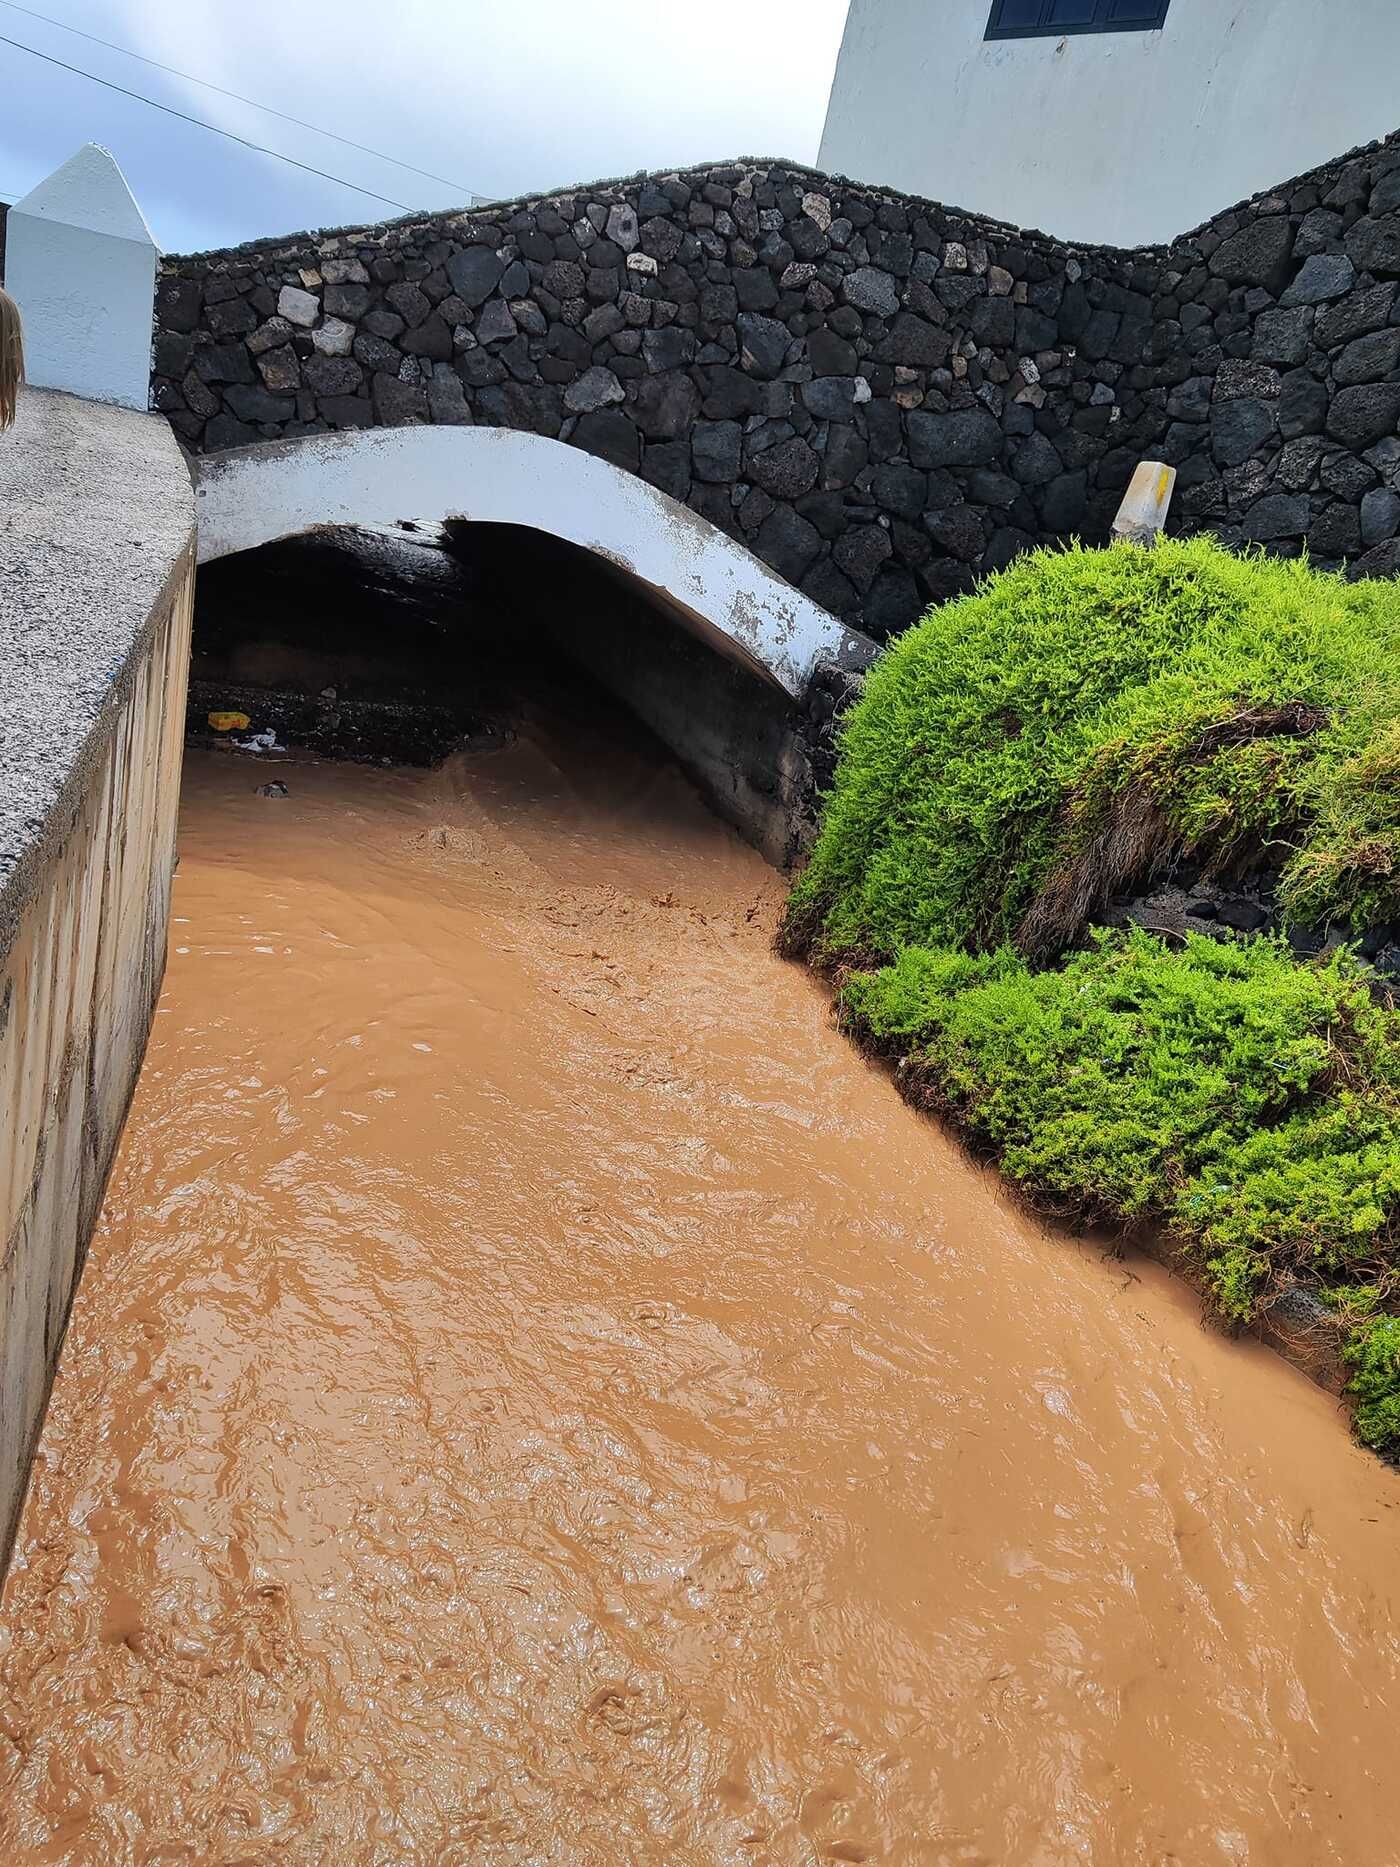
985,0,1170,39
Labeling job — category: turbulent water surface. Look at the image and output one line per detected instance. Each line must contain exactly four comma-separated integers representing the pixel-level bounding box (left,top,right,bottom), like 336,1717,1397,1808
3,690,1400,1864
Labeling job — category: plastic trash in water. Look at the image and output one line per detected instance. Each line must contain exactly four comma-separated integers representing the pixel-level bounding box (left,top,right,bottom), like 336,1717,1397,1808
208,710,251,732
256,781,289,798
235,727,286,754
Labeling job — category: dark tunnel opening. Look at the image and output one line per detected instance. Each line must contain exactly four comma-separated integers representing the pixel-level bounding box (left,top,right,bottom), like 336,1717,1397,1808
189,523,820,865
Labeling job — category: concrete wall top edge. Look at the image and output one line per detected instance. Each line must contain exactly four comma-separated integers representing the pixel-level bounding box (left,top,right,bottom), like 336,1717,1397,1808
0,388,195,961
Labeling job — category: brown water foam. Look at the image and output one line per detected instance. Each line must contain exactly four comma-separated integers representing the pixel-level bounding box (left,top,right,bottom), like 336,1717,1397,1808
2,692,1400,1864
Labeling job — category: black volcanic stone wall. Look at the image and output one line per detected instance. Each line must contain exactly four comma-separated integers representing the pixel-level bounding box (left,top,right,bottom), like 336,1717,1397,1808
154,135,1400,641
1152,140,1400,579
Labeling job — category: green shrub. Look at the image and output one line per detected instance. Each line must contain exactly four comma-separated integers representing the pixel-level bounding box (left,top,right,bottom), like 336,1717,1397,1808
1343,1315,1400,1449
787,538,1400,1452
843,929,1400,1299
787,536,1400,964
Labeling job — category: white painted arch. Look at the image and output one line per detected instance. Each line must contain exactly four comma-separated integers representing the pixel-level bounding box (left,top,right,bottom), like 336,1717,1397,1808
193,425,873,697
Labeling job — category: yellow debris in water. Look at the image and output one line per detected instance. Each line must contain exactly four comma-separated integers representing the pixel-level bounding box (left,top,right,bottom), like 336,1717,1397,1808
207,711,251,733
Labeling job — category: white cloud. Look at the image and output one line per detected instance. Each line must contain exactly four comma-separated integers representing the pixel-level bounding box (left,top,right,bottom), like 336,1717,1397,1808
2,0,849,250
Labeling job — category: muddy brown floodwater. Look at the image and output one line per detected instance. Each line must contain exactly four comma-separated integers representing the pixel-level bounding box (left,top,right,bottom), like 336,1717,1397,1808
4,686,1400,1866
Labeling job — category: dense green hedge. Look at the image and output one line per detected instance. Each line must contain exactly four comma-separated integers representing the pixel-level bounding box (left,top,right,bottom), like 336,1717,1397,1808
788,536,1400,961
785,538,1400,1450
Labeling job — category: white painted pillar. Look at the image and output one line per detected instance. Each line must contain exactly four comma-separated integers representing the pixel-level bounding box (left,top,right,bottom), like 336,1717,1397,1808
5,145,158,412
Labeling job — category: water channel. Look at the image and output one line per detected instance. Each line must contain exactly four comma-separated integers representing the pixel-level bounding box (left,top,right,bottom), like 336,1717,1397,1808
2,667,1400,1863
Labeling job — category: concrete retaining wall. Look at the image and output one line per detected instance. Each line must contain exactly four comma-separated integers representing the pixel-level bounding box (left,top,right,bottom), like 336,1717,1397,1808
0,390,195,1572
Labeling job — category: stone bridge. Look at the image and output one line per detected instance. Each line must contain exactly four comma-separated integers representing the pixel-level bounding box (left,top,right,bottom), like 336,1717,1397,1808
151,133,1400,653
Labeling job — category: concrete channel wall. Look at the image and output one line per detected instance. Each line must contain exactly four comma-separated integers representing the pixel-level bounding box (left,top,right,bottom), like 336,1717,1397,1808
0,390,195,1571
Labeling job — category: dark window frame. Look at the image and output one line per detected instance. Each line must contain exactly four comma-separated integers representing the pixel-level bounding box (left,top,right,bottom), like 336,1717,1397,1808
986,0,1170,39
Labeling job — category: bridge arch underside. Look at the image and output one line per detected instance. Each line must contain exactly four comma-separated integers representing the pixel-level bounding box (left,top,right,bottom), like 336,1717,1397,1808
191,430,874,865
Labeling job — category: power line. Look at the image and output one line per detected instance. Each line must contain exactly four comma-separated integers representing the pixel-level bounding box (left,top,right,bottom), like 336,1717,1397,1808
0,31,419,213
0,0,478,200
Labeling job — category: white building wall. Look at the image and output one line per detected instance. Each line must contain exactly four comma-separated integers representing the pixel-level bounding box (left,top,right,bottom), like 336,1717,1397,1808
819,0,1400,247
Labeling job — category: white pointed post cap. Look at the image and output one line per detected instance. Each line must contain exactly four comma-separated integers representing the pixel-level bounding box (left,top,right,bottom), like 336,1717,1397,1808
6,145,159,411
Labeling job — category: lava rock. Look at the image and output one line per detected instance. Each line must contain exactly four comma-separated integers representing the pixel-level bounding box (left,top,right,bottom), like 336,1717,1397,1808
1217,900,1270,933
1241,493,1310,540
1167,376,1214,423
157,277,203,333
1040,470,1089,532
1345,215,1400,277
870,462,928,520
371,374,429,425
564,366,625,414
642,326,693,373
276,285,319,328
879,312,951,368
736,313,792,380
1212,397,1277,466
446,247,506,307
323,282,369,321
926,504,985,560
302,356,363,397
1010,431,1062,487
801,376,862,423
691,420,742,483
1361,486,1400,547
833,524,893,592
1319,450,1376,501
152,141,1400,623
1279,253,1356,306
755,504,823,581
630,371,699,439
1327,384,1400,451
224,384,295,424
569,409,640,472
1251,306,1313,366
842,267,900,317
385,281,430,328
1214,359,1281,402
256,345,301,393
1308,502,1362,556
1316,284,1396,350
808,327,859,375
749,436,820,499
1209,217,1295,292
1278,370,1329,440
1335,327,1400,385
907,408,1002,470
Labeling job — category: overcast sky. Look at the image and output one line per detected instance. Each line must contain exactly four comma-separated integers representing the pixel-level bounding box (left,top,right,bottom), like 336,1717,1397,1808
0,0,851,253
